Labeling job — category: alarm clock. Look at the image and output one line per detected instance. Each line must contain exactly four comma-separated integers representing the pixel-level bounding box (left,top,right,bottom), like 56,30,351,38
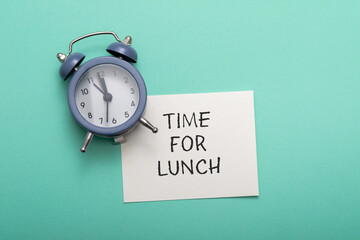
56,31,157,153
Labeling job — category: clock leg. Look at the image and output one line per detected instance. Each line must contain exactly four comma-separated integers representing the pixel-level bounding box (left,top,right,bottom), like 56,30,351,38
139,117,158,133
81,132,94,153
114,135,126,144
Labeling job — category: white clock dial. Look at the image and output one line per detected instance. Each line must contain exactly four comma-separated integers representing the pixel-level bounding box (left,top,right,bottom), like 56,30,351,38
75,64,140,127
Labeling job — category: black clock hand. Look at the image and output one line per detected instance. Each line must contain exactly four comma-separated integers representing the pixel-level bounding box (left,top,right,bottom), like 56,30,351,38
97,72,112,123
97,72,112,102
106,101,109,123
98,72,108,94
93,82,105,94
93,79,110,122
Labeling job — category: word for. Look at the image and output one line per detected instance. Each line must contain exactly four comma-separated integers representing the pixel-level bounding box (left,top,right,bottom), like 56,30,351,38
158,157,220,176
170,135,206,152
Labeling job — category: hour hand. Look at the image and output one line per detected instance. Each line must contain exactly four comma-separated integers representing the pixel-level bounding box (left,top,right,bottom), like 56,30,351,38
93,82,105,94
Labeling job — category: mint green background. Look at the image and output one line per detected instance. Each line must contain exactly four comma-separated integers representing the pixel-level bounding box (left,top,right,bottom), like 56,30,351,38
1,1,359,239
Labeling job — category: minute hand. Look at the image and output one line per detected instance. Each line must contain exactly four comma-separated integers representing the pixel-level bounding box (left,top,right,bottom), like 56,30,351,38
97,72,112,123
98,72,109,94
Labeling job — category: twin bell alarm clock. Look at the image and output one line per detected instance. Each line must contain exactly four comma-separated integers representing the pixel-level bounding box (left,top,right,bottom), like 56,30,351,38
56,31,157,153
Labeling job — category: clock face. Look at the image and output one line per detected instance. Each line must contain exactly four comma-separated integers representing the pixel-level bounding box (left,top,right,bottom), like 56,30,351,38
75,64,140,128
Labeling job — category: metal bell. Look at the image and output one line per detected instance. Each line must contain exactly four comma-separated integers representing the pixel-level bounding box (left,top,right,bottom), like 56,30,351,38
106,41,138,63
59,53,85,80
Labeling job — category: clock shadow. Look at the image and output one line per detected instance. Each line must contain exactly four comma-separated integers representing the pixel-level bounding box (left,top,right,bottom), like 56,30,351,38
78,131,122,161
75,133,123,177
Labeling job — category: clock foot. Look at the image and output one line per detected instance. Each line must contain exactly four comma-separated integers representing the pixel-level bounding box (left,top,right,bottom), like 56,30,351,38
114,135,126,144
140,117,158,133
81,132,94,153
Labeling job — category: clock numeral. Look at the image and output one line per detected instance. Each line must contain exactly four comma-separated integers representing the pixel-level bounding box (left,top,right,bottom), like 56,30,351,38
124,77,129,83
98,71,105,77
86,77,93,84
80,102,85,108
125,111,129,118
130,88,135,94
88,112,92,119
99,118,103,124
81,88,89,95
113,71,116,76
131,101,135,107
112,118,117,124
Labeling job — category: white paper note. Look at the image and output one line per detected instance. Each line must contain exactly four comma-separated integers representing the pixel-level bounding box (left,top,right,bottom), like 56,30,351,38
121,91,259,202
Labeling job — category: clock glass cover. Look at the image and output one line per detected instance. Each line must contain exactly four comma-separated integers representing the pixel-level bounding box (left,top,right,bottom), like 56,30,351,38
75,64,140,128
